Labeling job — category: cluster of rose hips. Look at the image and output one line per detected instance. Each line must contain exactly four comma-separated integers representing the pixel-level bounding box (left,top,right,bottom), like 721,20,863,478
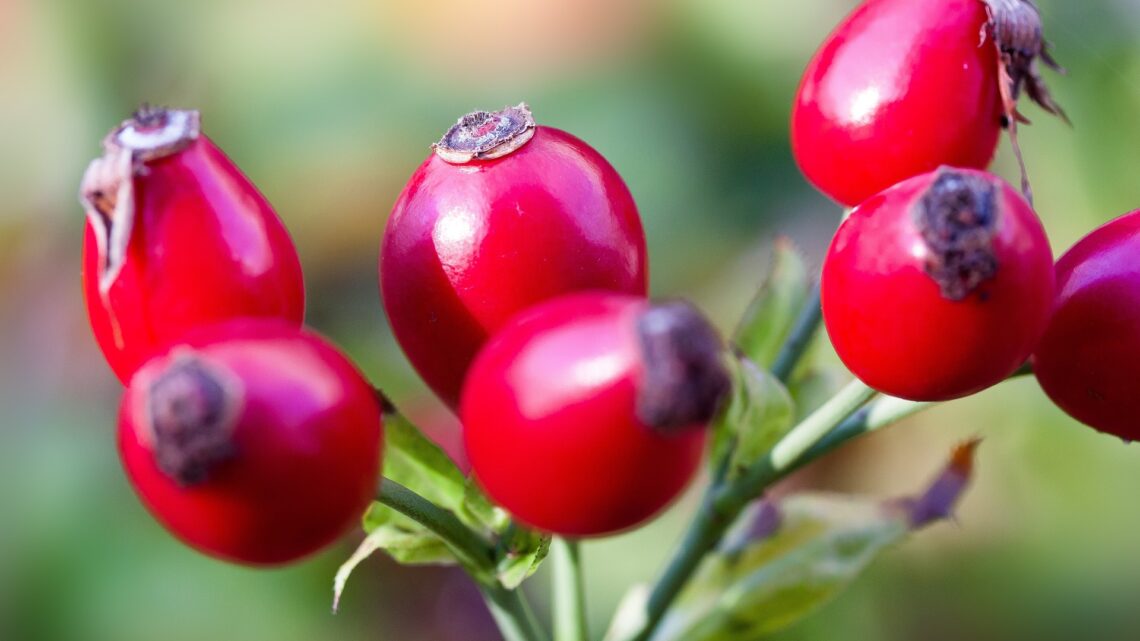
77,0,1135,601
796,0,1140,445
81,107,380,564
80,96,732,565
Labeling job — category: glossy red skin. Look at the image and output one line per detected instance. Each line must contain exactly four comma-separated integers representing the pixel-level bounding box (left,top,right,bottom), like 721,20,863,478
83,135,305,383
461,293,706,537
792,0,1002,206
118,320,382,565
1034,210,1140,440
381,126,648,409
821,168,1054,401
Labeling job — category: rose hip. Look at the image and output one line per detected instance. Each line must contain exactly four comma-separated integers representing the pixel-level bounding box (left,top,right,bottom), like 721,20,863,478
1034,209,1140,441
792,0,1063,206
380,104,648,409
118,319,381,565
461,293,728,537
81,107,305,383
821,167,1054,401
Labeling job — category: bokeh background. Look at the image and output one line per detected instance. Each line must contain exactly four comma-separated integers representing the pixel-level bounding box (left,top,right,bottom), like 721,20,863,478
2,0,1140,639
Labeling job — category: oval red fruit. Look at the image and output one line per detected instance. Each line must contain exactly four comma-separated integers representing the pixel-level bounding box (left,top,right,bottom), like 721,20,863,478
81,107,305,383
118,319,382,565
821,167,1054,401
381,104,648,409
461,293,728,537
792,0,1003,206
1033,209,1140,440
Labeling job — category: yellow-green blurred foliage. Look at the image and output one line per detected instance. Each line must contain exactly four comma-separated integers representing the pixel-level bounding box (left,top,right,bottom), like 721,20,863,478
1,0,1139,639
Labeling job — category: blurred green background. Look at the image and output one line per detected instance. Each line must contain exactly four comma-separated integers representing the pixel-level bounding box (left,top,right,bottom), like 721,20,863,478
2,0,1139,639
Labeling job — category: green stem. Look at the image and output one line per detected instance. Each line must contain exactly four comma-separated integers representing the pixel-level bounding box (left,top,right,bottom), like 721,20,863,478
797,395,931,471
769,279,822,383
796,364,1033,472
483,583,550,641
765,379,877,472
377,479,548,641
552,538,589,641
634,380,877,641
377,478,496,574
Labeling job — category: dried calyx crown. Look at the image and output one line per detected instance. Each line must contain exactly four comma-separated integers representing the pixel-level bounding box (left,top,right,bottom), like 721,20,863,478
983,0,1067,201
433,103,536,164
636,301,732,432
914,168,1000,301
984,0,1066,124
106,105,201,162
80,105,200,298
144,352,242,487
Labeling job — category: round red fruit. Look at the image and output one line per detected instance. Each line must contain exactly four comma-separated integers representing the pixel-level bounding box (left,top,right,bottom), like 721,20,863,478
821,167,1054,401
381,104,648,409
1034,209,1140,440
81,107,305,383
461,293,728,537
118,319,382,565
792,0,1002,206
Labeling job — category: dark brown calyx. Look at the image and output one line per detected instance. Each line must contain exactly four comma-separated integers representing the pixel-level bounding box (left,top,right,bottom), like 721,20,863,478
635,301,732,432
914,169,1000,301
432,103,536,164
984,0,1066,123
145,352,242,486
983,0,1067,202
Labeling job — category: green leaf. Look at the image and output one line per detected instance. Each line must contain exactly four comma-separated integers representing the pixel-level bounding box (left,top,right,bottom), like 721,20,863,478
711,355,795,479
657,442,979,641
334,504,458,612
732,238,810,369
360,502,458,563
495,524,552,590
460,476,511,533
383,413,468,515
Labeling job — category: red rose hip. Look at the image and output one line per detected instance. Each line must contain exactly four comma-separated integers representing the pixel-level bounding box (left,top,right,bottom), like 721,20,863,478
118,319,382,565
821,167,1054,401
381,104,648,409
1034,209,1140,441
461,293,729,537
81,107,305,383
791,0,1062,206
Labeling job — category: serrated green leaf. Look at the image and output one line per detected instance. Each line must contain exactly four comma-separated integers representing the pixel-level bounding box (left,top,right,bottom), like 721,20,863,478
495,524,552,589
732,238,810,369
383,413,468,515
334,504,458,612
656,443,978,641
711,356,795,479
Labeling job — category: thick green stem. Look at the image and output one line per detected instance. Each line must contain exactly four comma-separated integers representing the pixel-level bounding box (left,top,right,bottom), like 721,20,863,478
797,364,1033,471
797,396,930,471
769,280,822,383
377,478,496,574
766,379,878,472
552,538,588,641
633,380,878,641
377,479,547,641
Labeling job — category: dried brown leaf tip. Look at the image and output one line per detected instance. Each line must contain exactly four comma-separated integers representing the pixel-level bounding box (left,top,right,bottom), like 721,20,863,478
901,438,981,529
